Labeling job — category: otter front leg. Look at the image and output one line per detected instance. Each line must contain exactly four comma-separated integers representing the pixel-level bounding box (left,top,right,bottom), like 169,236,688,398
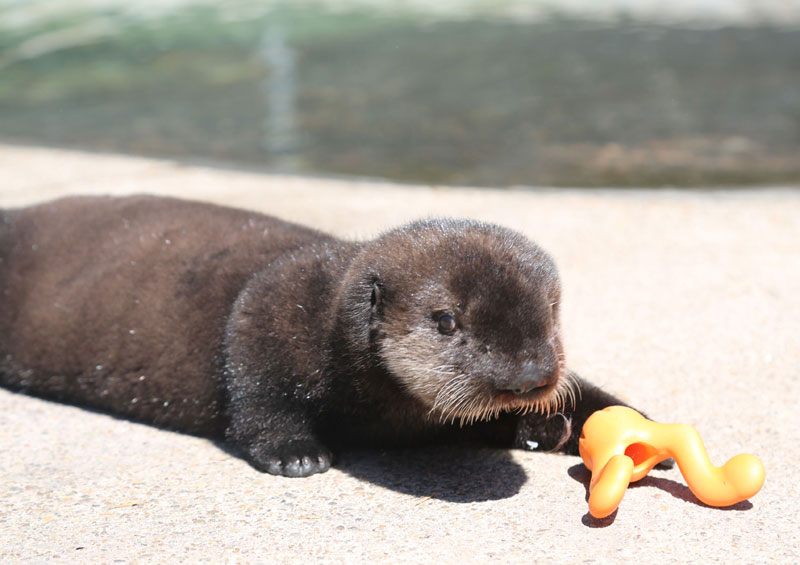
514,371,629,455
223,338,333,477
226,394,332,477
224,251,344,477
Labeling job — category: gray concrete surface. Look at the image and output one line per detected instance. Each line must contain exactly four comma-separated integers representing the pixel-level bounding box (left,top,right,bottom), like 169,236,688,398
1,143,799,563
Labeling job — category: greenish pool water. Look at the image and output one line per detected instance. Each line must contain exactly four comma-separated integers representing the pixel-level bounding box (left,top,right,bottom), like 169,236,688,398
1,1,799,186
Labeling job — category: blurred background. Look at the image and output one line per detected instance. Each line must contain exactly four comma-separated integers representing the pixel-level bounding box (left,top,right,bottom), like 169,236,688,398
1,0,799,188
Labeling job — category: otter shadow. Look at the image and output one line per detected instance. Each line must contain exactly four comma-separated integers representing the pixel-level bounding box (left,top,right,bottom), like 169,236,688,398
568,463,754,528
336,446,527,503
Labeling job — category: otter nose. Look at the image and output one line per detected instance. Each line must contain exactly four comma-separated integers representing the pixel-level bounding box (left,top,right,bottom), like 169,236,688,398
502,362,556,395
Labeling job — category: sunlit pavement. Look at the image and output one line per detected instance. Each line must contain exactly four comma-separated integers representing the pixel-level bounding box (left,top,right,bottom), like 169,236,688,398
1,143,799,562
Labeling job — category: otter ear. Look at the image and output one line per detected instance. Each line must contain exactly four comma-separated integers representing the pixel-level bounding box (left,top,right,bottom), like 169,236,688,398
370,277,384,315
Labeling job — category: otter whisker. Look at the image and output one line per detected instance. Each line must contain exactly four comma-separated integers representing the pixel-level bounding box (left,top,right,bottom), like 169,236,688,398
418,366,458,376
545,413,573,453
431,372,484,425
430,355,581,428
431,373,472,414
454,391,485,427
564,370,578,409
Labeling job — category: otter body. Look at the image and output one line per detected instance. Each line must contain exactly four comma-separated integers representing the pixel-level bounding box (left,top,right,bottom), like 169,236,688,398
1,196,626,476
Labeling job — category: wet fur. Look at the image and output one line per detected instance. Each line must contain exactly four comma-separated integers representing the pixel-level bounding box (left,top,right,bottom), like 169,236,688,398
1,195,630,476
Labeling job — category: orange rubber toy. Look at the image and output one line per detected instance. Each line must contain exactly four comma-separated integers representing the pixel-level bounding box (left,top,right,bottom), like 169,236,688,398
578,406,765,519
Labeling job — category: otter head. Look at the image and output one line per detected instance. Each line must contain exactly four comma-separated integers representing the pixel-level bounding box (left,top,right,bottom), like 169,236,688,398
341,218,575,425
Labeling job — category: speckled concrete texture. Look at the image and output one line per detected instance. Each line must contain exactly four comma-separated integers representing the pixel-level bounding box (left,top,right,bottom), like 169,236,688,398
1,143,799,563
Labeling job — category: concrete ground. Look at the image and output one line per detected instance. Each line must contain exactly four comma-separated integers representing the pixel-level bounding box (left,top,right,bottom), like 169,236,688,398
1,143,799,563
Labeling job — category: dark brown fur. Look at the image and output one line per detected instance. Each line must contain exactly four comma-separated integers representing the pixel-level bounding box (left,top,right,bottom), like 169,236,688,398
1,195,628,476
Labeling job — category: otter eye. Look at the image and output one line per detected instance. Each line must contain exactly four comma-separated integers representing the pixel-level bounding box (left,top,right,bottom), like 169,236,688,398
437,314,457,335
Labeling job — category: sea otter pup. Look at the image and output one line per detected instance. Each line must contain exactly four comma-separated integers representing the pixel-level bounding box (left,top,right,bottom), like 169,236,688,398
1,195,629,477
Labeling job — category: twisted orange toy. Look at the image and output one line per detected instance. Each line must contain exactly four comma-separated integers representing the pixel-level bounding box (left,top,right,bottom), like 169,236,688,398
578,406,765,519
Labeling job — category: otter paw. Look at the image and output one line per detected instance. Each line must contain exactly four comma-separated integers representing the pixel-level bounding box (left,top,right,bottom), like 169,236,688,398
249,440,332,477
